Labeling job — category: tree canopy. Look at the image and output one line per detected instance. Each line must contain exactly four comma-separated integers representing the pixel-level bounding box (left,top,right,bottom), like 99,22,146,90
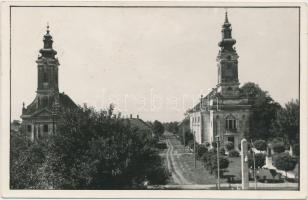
10,106,170,189
273,152,297,176
271,99,299,145
240,82,281,141
153,120,165,137
163,121,179,134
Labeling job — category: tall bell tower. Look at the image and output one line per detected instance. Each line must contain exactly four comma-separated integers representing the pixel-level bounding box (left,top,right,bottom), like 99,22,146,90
34,25,60,109
36,25,59,95
216,11,240,97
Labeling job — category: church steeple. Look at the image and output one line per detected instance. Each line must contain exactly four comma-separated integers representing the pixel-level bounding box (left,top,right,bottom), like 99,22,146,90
218,11,236,52
36,25,59,94
39,24,57,59
216,11,240,97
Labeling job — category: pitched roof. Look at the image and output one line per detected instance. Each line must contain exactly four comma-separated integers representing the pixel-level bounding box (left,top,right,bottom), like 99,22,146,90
125,118,153,132
22,92,77,117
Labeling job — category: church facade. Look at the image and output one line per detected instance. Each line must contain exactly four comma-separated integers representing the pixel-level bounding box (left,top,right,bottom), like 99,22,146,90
189,12,252,150
21,26,77,141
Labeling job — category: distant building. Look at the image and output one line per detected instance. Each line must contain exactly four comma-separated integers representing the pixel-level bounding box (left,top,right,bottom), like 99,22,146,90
21,26,77,141
178,117,190,144
125,114,154,137
188,12,252,150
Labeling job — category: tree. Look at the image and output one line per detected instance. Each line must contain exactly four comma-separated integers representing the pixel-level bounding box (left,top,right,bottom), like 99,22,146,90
11,105,170,189
196,145,208,160
271,100,299,145
272,142,285,153
163,121,179,134
269,169,278,180
210,155,229,177
273,153,297,178
10,131,47,189
181,130,193,146
228,149,240,157
254,140,267,151
240,82,281,141
211,141,217,148
153,120,165,137
248,153,265,169
202,149,229,176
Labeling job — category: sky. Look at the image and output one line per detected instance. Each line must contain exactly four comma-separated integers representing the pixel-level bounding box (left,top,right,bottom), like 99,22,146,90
11,7,299,122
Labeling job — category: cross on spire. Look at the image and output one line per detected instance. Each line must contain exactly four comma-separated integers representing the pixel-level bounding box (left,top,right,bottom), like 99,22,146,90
46,22,50,34
225,9,229,24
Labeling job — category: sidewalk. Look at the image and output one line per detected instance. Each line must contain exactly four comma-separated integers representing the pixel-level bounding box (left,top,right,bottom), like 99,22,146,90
148,181,299,190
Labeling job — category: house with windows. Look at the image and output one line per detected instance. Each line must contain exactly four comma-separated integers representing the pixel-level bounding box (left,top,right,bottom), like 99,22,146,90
188,12,252,150
20,26,77,141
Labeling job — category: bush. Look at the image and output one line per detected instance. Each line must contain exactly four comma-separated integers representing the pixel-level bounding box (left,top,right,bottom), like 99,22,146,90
201,149,229,177
211,141,217,148
273,152,297,176
248,153,266,169
211,155,230,177
219,147,226,155
254,139,267,151
228,149,240,157
269,169,278,179
205,142,210,148
272,142,285,153
197,145,208,160
225,141,234,151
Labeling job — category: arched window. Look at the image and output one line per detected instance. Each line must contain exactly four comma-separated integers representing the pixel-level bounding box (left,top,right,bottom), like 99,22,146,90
225,115,237,130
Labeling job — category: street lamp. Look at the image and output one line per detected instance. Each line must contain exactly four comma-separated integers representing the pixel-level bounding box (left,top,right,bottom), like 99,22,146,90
216,135,220,190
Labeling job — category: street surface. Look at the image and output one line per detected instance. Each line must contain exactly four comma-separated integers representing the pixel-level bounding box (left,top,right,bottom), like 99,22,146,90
155,131,299,190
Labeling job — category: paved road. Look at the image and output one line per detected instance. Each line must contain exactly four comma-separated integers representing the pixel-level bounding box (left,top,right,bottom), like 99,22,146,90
165,138,192,185
158,131,299,190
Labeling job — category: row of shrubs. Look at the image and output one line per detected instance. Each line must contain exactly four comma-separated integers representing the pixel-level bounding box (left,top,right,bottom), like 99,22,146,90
195,145,230,177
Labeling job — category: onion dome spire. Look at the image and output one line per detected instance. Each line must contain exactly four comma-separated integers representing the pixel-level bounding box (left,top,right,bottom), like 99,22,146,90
218,11,236,51
39,24,57,58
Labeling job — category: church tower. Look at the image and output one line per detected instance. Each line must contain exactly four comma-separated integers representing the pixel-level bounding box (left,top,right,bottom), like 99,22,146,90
21,25,77,141
37,25,59,96
216,11,240,97
189,11,252,150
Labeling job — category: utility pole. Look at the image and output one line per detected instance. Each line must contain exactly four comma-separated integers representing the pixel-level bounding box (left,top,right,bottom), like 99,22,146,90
251,140,257,189
193,130,196,169
252,149,257,189
216,135,220,190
